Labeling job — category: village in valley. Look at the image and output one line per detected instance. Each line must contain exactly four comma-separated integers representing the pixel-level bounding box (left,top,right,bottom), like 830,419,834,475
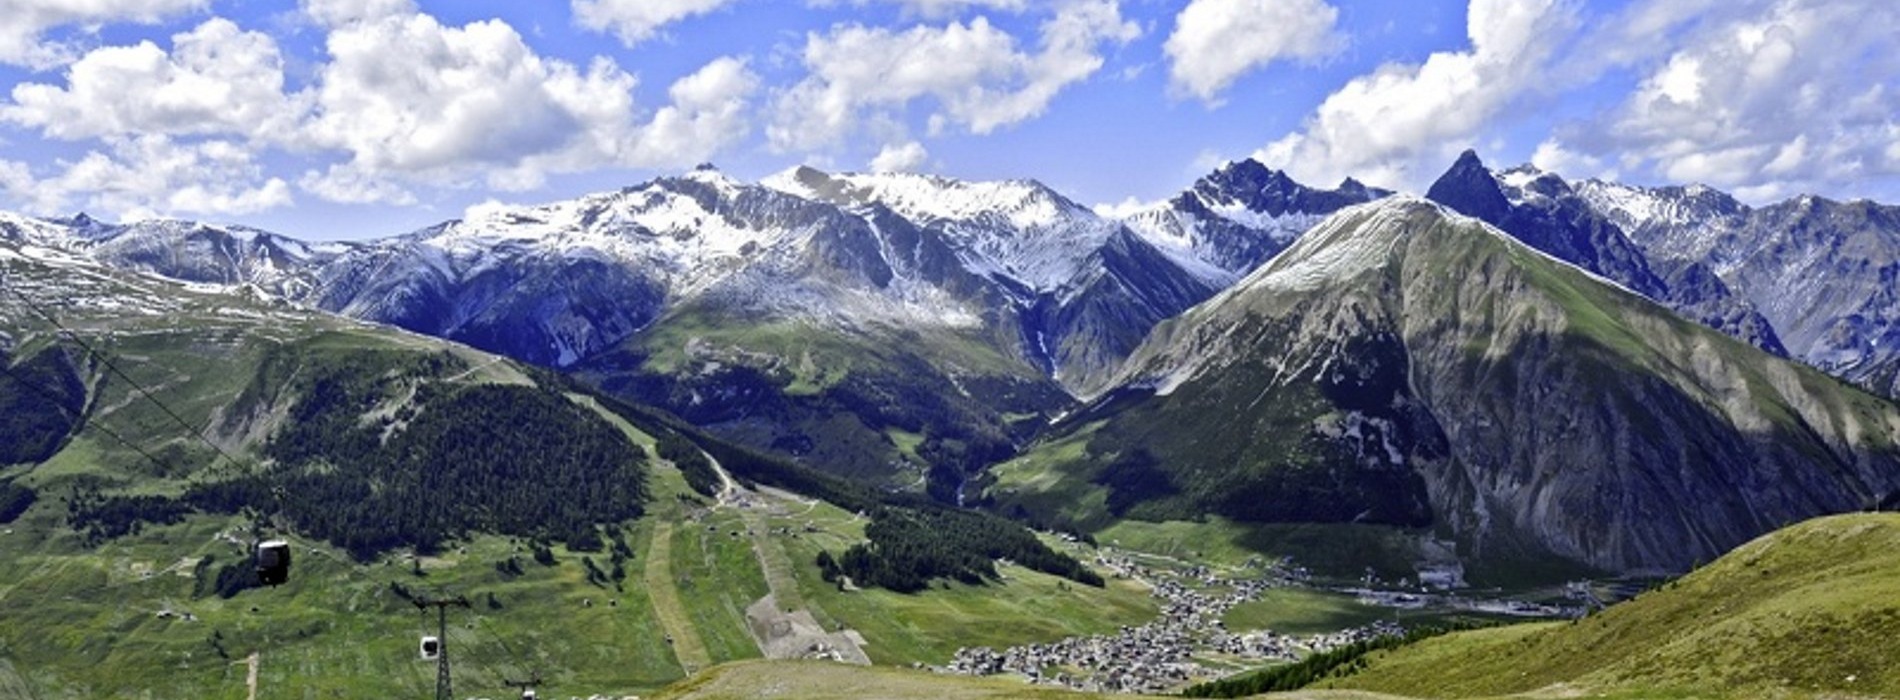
669,453,1593,696
939,540,1590,694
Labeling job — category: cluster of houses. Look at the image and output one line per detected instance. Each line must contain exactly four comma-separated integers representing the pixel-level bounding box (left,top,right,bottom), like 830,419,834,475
947,622,1198,694
943,548,1408,694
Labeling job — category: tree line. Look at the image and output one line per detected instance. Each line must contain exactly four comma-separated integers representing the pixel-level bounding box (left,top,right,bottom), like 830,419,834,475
586,391,1104,593
654,431,721,498
818,505,1105,593
0,479,34,524
67,345,652,559
0,346,88,466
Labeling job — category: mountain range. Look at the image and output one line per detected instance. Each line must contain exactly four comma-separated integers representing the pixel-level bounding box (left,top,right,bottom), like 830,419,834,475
5,160,1384,485
990,196,1900,576
8,151,1900,578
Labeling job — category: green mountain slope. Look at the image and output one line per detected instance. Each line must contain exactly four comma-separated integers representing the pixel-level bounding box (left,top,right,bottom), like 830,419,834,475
0,239,1154,697
1324,512,1900,698
987,197,1900,580
2,237,644,558
578,299,1071,496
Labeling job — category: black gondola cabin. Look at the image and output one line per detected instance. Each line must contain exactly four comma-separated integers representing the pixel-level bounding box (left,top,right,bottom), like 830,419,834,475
255,540,291,586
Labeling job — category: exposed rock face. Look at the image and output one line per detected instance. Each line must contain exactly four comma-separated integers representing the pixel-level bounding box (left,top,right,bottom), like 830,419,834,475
1426,151,1787,356
1044,198,1900,575
1028,227,1221,394
1582,182,1900,397
307,240,669,367
1121,158,1388,285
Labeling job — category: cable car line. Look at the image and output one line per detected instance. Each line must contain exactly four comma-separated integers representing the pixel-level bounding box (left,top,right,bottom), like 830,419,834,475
8,263,566,697
2,267,308,589
472,601,546,698
0,270,250,476
0,360,189,484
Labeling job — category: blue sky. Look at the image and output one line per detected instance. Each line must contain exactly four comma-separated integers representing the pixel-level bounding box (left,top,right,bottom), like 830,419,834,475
0,0,1893,240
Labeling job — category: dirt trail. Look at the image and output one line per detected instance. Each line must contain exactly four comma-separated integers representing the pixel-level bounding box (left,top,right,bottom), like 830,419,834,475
244,652,258,700
644,521,714,674
699,449,870,665
442,356,502,382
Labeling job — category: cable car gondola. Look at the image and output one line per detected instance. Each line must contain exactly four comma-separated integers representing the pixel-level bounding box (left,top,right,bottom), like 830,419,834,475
255,539,291,586
420,635,441,660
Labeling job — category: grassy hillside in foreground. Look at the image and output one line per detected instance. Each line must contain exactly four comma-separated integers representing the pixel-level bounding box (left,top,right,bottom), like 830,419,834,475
1321,512,1900,698
651,659,1160,700
649,513,1900,700
648,659,1421,700
0,408,1160,698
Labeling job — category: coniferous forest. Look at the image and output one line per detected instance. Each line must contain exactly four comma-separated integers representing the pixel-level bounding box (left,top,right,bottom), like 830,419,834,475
594,394,1104,592
0,347,88,465
55,341,1099,594
821,506,1105,593
63,344,651,558
195,378,649,558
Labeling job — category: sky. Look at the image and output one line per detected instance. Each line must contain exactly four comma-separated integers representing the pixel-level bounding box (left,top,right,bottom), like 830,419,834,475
0,0,1894,240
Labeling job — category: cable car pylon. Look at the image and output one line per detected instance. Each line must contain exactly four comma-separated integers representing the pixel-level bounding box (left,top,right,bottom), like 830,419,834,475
414,594,471,700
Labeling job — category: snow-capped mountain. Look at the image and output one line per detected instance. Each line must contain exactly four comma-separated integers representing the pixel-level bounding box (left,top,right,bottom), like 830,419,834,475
1,212,345,299
754,165,1229,392
0,211,84,248
763,166,1123,294
1003,196,1900,575
282,164,1235,482
303,166,882,366
17,152,1900,482
1581,180,1900,395
1428,151,1668,298
1118,158,1388,286
1426,151,1787,356
0,161,1385,400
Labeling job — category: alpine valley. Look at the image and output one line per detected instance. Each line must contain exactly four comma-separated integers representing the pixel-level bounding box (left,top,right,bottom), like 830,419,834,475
7,150,1900,698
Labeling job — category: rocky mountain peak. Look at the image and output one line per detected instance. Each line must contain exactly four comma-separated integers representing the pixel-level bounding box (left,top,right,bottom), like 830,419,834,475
1425,149,1512,223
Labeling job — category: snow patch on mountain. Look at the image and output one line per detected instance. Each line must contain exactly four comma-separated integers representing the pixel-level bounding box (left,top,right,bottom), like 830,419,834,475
1238,199,1414,294
1112,159,1385,289
0,212,82,247
431,181,799,297
766,166,1126,293
1574,180,1745,255
1110,209,1241,287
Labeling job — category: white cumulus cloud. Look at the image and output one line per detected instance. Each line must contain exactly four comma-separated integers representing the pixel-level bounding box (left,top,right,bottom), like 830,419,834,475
1529,139,1610,180
811,0,1028,18
1164,0,1343,103
300,0,416,27
0,5,763,215
768,0,1138,153
4,19,304,142
0,135,291,219
869,141,929,172
1090,195,1159,219
1256,0,1577,190
0,0,206,67
1573,0,1900,200
628,56,761,170
572,0,739,47
302,10,759,201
